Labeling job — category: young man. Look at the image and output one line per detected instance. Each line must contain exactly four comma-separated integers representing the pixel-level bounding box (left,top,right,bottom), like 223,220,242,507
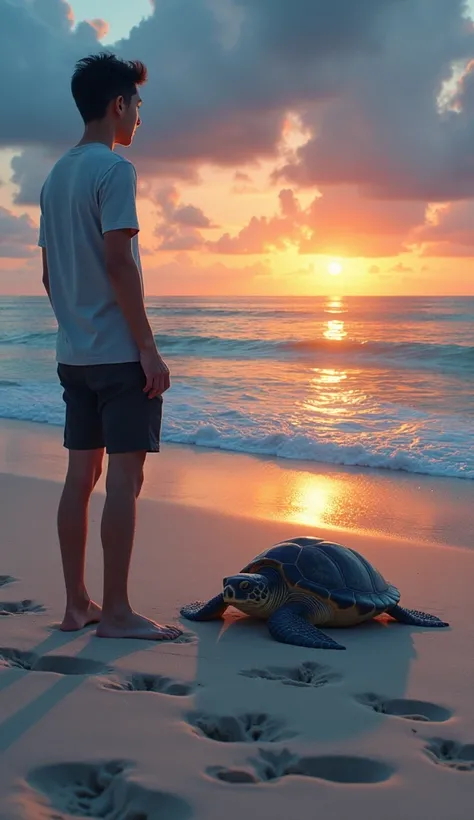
38,52,182,641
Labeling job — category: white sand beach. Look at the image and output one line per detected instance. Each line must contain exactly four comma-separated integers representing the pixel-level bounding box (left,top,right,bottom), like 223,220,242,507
0,419,473,820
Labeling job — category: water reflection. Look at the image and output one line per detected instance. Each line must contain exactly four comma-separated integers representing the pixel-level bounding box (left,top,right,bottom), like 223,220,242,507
322,297,347,341
297,296,353,418
324,320,347,341
302,367,355,418
316,368,347,385
283,473,342,528
324,296,347,315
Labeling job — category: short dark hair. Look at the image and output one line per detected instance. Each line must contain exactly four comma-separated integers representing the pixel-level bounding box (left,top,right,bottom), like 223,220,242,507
71,52,147,123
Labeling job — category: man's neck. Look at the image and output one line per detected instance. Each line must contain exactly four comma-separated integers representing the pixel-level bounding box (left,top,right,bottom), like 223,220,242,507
76,122,115,151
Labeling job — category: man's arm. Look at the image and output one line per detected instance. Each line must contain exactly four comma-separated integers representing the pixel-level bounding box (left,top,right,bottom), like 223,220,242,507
41,248,53,309
103,229,170,398
38,211,53,309
103,228,155,351
99,163,155,350
99,162,170,397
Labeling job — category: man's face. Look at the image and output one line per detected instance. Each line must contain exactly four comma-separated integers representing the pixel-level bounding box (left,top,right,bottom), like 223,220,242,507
115,90,142,146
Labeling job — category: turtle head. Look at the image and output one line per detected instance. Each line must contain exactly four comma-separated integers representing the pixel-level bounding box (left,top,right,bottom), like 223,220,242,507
223,573,274,616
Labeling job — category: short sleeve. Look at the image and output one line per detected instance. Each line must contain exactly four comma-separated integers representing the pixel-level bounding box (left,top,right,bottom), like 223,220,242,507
38,214,46,248
98,161,139,236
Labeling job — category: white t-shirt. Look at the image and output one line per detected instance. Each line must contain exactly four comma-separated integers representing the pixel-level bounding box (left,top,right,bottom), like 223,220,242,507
38,142,143,365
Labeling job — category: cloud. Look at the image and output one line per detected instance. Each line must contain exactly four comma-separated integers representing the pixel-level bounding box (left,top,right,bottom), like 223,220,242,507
151,185,216,251
0,0,106,148
231,170,259,194
275,2,474,201
133,157,201,184
0,206,38,257
412,200,474,255
10,147,60,205
3,0,474,253
389,262,413,272
208,189,302,254
300,188,426,256
208,185,426,257
234,171,252,182
0,0,415,171
87,18,109,40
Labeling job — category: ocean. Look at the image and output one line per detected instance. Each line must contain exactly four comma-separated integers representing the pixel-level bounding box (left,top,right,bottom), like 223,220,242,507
0,295,472,481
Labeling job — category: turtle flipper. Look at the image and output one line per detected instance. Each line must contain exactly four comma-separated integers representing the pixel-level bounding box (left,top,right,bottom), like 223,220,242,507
388,605,449,628
267,603,346,650
180,593,228,621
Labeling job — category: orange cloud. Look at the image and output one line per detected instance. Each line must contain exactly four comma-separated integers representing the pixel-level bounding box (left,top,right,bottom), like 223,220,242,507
206,186,426,258
413,200,474,256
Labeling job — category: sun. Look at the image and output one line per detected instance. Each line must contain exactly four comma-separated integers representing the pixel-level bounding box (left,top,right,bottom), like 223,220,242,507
328,260,343,276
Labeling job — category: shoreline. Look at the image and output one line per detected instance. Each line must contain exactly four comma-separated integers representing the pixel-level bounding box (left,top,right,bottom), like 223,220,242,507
0,416,471,550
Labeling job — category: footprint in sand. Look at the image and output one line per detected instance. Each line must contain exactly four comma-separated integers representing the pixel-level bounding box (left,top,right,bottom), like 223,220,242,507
240,661,342,689
0,575,16,587
424,739,474,771
187,711,296,743
26,759,192,819
0,647,108,676
355,693,452,723
102,672,196,697
207,748,394,785
0,599,45,615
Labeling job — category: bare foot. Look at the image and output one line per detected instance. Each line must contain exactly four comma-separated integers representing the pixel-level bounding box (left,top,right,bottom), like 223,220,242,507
95,611,182,641
60,600,102,632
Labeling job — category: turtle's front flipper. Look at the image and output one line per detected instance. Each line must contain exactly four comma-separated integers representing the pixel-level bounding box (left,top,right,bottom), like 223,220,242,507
388,605,449,628
180,594,228,621
267,603,345,650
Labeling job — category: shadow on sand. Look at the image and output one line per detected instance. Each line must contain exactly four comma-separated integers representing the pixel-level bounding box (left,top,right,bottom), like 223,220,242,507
180,608,450,747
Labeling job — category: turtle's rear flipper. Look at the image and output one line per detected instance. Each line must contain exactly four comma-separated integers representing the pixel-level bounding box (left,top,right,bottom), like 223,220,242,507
388,605,449,628
180,594,228,621
267,603,345,650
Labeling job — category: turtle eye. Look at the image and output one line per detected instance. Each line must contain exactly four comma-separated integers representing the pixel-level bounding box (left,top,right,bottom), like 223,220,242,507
240,581,249,590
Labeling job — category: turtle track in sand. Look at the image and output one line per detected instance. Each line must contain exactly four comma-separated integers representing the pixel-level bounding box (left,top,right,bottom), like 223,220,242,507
355,692,452,722
187,711,297,743
239,660,342,688
26,759,193,818
207,748,395,785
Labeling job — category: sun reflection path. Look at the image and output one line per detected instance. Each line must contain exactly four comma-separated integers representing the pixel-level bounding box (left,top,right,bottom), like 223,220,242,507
322,296,348,341
295,293,364,424
302,368,355,418
282,473,345,529
317,368,348,385
324,320,347,341
325,297,347,315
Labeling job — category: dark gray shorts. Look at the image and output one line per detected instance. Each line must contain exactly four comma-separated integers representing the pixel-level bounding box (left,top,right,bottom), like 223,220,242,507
57,362,163,454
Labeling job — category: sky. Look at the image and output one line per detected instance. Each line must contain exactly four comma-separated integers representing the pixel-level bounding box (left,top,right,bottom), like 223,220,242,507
1,0,474,296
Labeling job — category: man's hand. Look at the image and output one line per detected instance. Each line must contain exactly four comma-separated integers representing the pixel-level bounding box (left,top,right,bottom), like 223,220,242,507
140,344,170,399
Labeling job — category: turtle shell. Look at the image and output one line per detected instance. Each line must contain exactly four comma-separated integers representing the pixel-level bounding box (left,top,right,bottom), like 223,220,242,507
241,536,400,614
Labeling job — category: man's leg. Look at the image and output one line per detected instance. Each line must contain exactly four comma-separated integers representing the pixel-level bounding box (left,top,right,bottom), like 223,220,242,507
57,449,104,630
57,363,106,631
93,363,182,640
96,451,181,639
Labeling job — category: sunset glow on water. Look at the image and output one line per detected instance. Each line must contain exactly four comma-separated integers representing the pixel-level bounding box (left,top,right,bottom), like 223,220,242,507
1,294,472,480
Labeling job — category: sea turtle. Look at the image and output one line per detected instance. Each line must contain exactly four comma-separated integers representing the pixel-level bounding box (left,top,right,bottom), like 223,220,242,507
180,536,449,650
